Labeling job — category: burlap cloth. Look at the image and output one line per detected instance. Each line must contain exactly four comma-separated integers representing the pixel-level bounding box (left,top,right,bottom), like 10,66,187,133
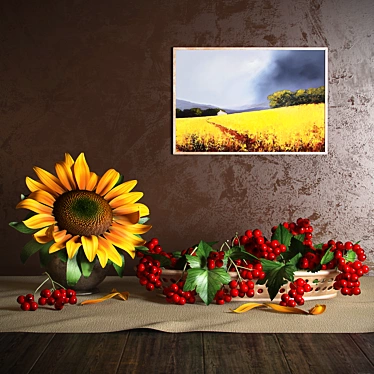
0,276,373,333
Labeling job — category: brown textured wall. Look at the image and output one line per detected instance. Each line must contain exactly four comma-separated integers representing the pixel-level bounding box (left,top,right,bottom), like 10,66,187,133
1,0,373,275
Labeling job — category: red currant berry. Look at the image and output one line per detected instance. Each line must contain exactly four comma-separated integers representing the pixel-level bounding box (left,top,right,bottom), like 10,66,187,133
69,296,77,304
287,299,297,307
30,301,38,311
41,289,52,298
21,302,31,311
38,297,47,306
17,295,26,304
55,301,64,310
25,294,34,302
230,289,239,297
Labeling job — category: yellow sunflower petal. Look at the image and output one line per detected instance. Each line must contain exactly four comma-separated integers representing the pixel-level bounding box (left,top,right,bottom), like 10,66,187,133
86,172,99,191
111,221,151,235
81,235,98,262
25,177,59,197
104,180,138,201
66,236,81,258
33,225,55,244
64,153,74,167
49,240,67,254
96,169,120,196
53,229,71,243
33,166,66,195
113,211,140,225
98,236,123,267
103,231,137,259
96,246,108,268
109,226,146,246
109,192,144,209
23,214,57,229
113,203,149,217
16,199,53,215
73,153,91,190
28,190,56,207
55,161,76,191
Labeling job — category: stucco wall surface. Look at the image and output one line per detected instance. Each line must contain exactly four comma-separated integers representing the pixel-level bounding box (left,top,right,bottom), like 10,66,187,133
0,0,373,275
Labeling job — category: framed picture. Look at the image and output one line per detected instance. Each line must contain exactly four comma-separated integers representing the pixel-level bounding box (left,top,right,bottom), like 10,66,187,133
173,47,328,154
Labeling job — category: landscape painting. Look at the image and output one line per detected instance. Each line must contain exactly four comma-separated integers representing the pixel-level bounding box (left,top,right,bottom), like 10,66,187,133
173,47,327,154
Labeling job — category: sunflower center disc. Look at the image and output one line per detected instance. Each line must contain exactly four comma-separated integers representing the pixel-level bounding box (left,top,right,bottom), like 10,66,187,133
53,190,113,236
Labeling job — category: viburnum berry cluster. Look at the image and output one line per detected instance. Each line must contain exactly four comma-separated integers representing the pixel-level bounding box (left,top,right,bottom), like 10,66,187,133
16,273,78,311
135,218,370,307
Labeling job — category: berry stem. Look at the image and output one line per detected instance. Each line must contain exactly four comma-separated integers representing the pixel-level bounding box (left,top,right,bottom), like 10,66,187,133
34,277,50,296
228,257,243,282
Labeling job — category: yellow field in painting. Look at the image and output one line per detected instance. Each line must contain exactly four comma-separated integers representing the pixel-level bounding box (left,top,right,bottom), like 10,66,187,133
175,103,325,152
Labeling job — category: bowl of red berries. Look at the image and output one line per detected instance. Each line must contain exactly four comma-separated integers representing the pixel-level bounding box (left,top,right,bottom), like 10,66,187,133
135,218,370,306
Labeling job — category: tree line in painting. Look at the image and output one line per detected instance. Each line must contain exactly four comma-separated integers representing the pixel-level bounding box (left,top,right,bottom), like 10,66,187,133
267,86,325,108
176,108,221,118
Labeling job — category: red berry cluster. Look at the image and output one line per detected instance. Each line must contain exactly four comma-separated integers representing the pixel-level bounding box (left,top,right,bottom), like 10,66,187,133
17,294,38,311
280,279,312,307
139,238,178,268
228,261,266,281
207,251,224,270
163,281,197,305
332,241,369,296
279,218,314,248
17,288,77,311
237,229,287,260
136,256,163,291
215,280,257,305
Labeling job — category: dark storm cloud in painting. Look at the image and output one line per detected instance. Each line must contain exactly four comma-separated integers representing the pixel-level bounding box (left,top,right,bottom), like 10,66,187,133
253,50,326,104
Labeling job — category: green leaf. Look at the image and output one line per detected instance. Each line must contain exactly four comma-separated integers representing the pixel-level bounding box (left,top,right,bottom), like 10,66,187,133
66,255,82,286
185,254,201,269
294,234,305,242
281,237,310,262
38,241,54,267
183,267,231,305
112,252,125,277
20,239,45,264
320,248,334,265
260,259,284,273
9,221,39,234
288,253,303,266
225,246,258,262
258,262,297,300
57,249,68,263
77,248,96,278
114,174,124,188
344,250,356,263
271,224,292,248
314,243,324,250
138,217,150,224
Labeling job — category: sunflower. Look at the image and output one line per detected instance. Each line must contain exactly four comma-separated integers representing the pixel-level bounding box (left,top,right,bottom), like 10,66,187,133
14,153,151,269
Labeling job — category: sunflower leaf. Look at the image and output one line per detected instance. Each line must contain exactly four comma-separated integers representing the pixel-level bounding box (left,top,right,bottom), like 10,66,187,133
78,249,95,278
57,249,68,263
66,255,82,286
9,221,39,234
113,252,125,277
38,241,54,267
20,239,44,264
114,174,124,188
138,217,150,224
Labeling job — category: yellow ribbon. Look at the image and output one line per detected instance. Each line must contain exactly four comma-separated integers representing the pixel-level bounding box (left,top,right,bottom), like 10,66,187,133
230,303,326,315
80,288,129,305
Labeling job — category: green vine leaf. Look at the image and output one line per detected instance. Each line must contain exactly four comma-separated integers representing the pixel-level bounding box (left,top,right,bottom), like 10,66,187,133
320,247,334,265
294,234,305,242
225,246,258,262
271,224,292,248
281,237,310,263
138,217,150,224
183,267,231,305
344,250,356,263
258,260,296,300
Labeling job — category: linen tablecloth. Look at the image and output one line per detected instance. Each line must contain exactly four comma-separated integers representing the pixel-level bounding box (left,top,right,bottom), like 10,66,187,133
0,276,373,333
